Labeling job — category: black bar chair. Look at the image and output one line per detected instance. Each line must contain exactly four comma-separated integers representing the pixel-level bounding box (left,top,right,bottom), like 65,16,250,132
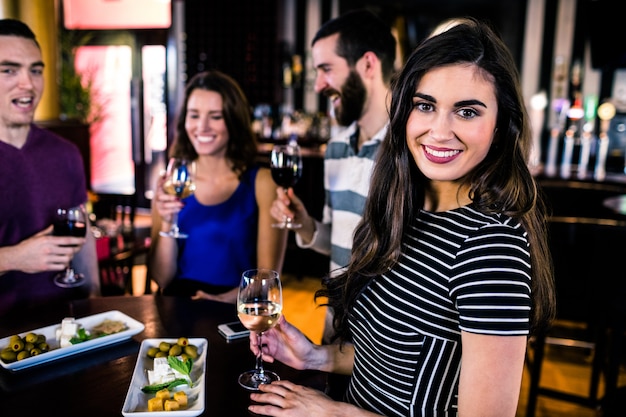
525,216,626,417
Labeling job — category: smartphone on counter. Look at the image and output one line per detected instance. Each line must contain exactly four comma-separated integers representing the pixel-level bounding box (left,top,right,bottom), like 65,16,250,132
217,321,250,341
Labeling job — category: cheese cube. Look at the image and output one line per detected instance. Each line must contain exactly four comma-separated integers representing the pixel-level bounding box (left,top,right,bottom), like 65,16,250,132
173,391,188,407
164,399,180,411
147,397,163,411
155,388,170,400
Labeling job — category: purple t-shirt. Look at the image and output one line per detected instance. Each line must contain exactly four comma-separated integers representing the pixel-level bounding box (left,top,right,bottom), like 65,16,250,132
0,124,88,315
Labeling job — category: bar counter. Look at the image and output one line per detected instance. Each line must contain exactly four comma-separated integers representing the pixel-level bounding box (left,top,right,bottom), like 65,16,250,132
0,295,327,416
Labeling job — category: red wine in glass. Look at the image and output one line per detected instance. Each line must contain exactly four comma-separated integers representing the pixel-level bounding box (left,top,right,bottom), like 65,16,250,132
52,205,88,288
271,165,302,189
53,218,87,237
270,144,303,229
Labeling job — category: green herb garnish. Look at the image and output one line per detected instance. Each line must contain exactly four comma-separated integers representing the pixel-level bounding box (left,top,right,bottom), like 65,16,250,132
69,328,95,344
140,356,194,393
141,378,188,393
168,356,193,386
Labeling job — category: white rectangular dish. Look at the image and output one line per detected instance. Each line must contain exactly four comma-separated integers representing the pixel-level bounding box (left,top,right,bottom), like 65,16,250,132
0,310,145,371
122,338,207,417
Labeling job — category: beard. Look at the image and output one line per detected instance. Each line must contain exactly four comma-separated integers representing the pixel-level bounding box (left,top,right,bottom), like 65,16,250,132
333,70,366,127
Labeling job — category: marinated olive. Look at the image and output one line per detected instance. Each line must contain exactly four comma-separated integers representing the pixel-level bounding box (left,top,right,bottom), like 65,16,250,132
1,349,17,363
158,341,171,352
147,347,159,358
16,350,30,361
169,344,182,357
183,345,198,359
10,339,24,352
24,332,38,344
1,332,48,361
176,337,189,347
154,351,168,358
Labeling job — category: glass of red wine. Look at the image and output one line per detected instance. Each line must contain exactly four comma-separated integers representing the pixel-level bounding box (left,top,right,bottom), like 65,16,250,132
270,143,303,229
52,204,88,288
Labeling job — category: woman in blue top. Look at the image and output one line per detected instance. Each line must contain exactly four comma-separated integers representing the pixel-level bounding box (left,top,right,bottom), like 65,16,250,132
149,71,288,303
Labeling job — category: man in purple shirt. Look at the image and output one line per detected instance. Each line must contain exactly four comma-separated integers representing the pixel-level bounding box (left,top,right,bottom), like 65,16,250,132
0,19,99,315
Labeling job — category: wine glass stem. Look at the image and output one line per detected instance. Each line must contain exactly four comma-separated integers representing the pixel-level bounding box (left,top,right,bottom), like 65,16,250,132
171,211,180,235
255,332,265,374
65,264,76,283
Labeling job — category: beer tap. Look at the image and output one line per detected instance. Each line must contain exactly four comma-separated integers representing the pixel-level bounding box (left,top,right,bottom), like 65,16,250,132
545,99,570,177
594,102,616,181
560,95,584,179
577,96,598,179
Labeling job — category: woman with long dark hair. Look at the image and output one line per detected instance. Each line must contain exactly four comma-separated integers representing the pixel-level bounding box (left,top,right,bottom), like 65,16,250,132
246,19,555,417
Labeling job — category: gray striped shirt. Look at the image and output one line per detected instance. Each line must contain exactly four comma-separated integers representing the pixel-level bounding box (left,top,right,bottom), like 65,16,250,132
296,121,387,273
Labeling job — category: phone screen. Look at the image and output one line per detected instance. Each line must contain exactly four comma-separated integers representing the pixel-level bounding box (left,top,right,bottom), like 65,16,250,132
228,321,248,333
218,321,250,341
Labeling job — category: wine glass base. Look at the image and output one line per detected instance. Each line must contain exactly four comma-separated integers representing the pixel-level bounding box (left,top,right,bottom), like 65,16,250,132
238,369,280,391
271,222,302,229
159,231,189,239
53,272,86,288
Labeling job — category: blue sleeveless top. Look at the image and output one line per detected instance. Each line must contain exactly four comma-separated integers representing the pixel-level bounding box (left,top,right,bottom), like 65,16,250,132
175,166,259,289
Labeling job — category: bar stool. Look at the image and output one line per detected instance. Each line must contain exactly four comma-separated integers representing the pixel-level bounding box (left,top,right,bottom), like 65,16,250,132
525,216,626,417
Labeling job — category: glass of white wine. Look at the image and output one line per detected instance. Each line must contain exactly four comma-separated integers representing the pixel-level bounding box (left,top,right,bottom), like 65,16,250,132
237,268,283,390
159,157,196,239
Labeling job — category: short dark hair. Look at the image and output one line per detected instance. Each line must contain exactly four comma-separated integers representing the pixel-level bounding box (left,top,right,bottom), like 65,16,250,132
312,9,396,83
0,18,40,48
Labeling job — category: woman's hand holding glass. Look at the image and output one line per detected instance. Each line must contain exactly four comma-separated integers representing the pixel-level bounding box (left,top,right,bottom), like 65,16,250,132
249,315,314,371
237,268,283,390
156,158,196,239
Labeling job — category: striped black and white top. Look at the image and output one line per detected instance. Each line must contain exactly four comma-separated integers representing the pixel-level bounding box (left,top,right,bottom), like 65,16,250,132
345,205,532,417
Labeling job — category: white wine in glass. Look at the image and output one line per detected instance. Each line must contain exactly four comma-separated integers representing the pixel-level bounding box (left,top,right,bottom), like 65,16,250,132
160,157,196,239
52,204,88,288
237,268,283,390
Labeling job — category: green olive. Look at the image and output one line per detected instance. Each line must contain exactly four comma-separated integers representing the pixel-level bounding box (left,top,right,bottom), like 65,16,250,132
24,332,38,344
16,350,30,361
10,339,24,352
168,344,182,357
38,342,50,352
1,349,17,363
183,345,198,359
147,347,159,358
30,348,42,356
176,337,189,347
154,351,167,358
158,341,171,352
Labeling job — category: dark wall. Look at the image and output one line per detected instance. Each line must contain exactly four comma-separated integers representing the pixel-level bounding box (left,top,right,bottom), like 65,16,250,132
339,0,528,69
183,0,283,106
